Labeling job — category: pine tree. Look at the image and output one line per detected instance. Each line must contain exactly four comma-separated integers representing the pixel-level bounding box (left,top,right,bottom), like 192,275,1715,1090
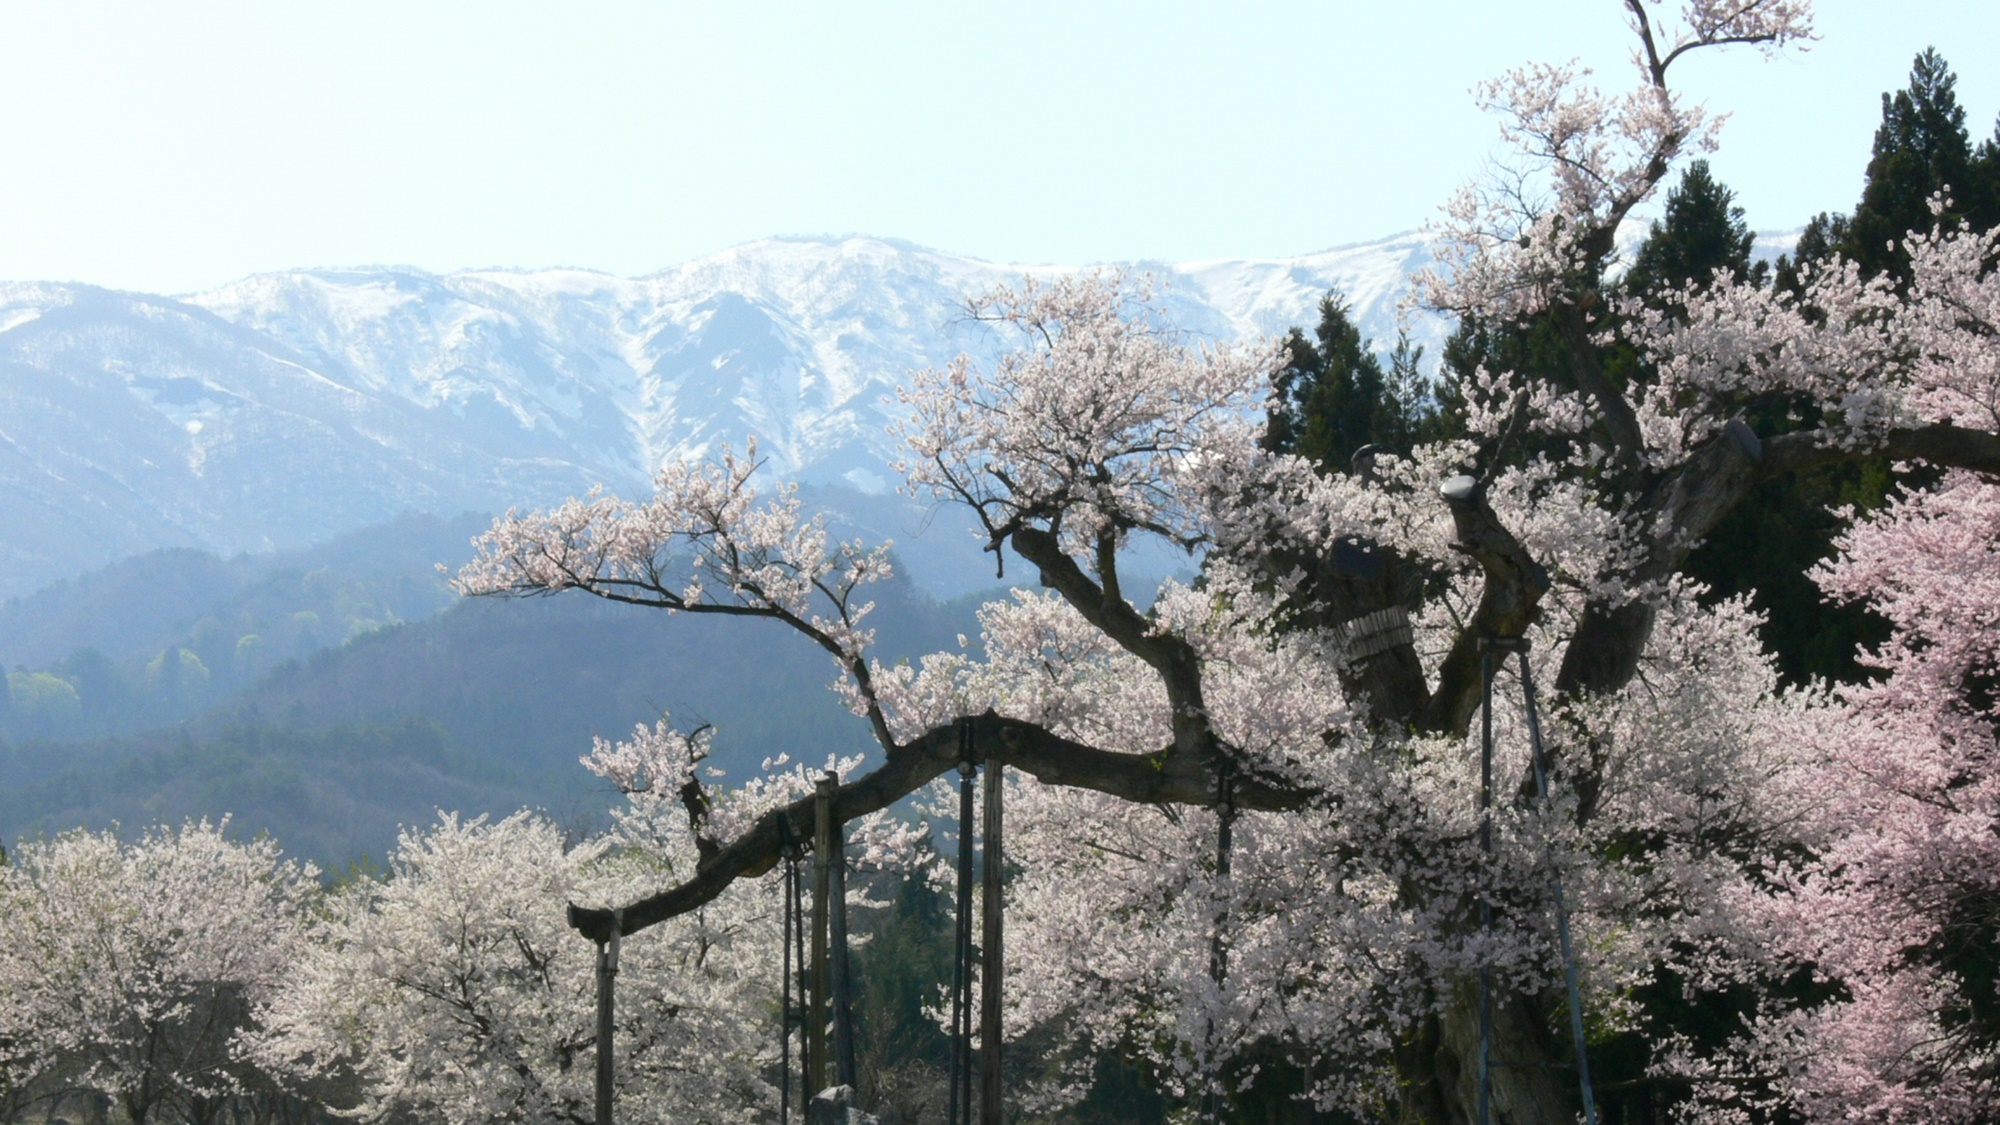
1772,210,1848,297
1624,159,1762,304
1699,54,2000,685
1846,48,1979,280
1974,112,2000,233
1388,330,1454,445
1265,293,1420,474
1437,305,1578,469
1638,164,1894,686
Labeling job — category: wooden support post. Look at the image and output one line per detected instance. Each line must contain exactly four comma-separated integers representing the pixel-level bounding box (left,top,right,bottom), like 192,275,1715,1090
810,776,834,1097
829,775,859,1091
949,751,976,1125
980,760,1005,1125
1477,642,1495,1125
781,854,793,1125
779,829,804,1125
594,909,622,1125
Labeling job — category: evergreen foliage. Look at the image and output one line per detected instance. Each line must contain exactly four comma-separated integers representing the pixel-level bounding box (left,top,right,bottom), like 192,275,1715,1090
1847,48,1990,279
10,23,2000,1125
1684,56,2000,686
1773,208,1850,296
1624,159,1764,303
1265,294,1437,473
0,562,984,866
1620,157,1895,686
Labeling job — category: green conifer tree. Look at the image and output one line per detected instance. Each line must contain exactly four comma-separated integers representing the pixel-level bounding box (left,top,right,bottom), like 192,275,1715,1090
1626,162,1891,685
1705,53,2000,685
1977,113,2000,228
1845,48,1979,280
1624,159,1762,303
1772,210,1848,296
1266,293,1420,473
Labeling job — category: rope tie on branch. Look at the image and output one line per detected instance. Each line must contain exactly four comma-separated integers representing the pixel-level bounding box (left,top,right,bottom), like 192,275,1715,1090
1335,606,1414,662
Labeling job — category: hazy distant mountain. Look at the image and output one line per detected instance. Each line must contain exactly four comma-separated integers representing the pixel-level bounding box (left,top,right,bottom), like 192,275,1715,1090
0,557,985,864
0,233,1441,600
0,227,1812,860
0,511,485,671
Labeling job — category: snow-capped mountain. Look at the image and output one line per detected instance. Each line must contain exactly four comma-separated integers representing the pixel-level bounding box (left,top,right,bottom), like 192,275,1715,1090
0,233,1440,600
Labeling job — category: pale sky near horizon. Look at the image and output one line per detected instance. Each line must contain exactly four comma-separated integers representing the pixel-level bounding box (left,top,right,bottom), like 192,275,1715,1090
2,1,1995,295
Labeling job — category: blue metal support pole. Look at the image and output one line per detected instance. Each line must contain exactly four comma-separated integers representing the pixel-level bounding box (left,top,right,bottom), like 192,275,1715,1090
1517,649,1600,1125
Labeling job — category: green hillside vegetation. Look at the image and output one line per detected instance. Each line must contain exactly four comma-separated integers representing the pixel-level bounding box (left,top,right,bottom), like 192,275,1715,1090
230,572,981,780
0,542,990,865
0,512,486,741
0,719,532,869
0,510,486,667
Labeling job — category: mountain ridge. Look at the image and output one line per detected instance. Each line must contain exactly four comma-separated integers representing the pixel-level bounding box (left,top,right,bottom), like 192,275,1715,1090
0,231,1450,600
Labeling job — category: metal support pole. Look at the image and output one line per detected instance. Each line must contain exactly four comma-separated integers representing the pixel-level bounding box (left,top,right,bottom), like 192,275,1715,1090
782,856,793,1125
780,823,800,1125
810,776,834,1097
1202,764,1236,1124
595,908,622,1125
949,719,977,1125
792,847,809,1103
1478,643,1495,1125
980,756,1005,1125
829,782,859,1091
1517,651,1600,1125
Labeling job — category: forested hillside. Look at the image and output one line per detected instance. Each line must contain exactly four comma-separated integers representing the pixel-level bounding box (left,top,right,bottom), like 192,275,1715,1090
0,513,481,741
0,535,984,864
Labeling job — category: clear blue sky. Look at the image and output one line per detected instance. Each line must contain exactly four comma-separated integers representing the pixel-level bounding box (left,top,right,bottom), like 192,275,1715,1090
3,1,1995,294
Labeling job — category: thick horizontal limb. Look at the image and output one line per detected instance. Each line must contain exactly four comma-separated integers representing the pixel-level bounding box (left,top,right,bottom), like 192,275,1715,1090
1767,422,2000,479
1560,418,2000,692
567,714,1312,943
1550,419,2000,820
1558,420,2000,702
567,422,2000,941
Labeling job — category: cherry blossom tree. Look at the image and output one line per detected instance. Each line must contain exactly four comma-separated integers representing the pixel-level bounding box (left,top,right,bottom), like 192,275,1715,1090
454,2,2000,1121
0,887,62,1123
1659,219,2000,1118
0,821,316,1125
247,809,781,1125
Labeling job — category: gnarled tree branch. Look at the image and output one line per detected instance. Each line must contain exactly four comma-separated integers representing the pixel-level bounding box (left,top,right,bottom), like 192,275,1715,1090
1421,474,1553,737
567,713,1313,943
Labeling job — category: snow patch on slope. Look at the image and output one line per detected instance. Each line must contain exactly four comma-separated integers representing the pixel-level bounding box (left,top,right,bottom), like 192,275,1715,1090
1,232,1461,599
